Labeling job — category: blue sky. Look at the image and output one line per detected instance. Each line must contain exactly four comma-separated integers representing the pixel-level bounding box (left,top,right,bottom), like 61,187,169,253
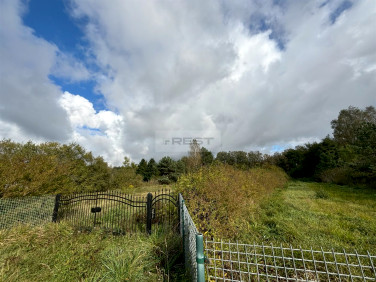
22,0,106,111
0,0,375,165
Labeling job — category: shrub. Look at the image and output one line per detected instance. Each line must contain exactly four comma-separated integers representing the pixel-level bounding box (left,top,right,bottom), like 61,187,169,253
176,164,288,239
158,177,171,185
319,167,353,185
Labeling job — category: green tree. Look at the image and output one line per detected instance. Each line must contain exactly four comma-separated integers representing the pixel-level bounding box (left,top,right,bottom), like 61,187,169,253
136,159,147,175
200,147,213,166
158,156,176,176
122,156,131,167
143,158,158,181
331,106,376,146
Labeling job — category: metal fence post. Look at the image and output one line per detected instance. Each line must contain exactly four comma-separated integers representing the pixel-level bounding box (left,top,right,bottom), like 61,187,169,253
52,194,61,222
196,233,205,282
146,193,152,234
181,197,185,254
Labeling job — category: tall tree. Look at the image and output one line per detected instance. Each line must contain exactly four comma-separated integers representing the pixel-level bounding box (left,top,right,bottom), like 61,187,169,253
331,106,376,146
200,147,214,166
136,159,148,181
187,139,201,172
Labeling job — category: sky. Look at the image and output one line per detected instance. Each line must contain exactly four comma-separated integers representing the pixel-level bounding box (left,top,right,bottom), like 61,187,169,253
0,0,375,166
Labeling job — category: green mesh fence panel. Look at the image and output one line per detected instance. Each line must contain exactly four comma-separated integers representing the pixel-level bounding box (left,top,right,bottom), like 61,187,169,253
0,195,55,229
205,240,376,281
179,193,200,281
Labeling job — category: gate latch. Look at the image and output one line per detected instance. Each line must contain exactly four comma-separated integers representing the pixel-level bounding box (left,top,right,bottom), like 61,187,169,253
91,207,102,213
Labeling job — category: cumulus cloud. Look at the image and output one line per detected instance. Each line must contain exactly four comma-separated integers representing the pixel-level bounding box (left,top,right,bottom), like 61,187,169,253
68,0,375,162
59,92,126,165
1,0,375,166
0,0,71,140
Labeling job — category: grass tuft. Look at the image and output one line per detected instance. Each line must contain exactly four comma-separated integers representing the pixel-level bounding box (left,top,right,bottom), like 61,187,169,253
0,222,187,281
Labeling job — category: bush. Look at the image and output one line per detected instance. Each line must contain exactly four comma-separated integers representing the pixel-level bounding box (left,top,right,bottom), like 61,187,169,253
319,167,353,185
176,164,288,239
158,177,171,185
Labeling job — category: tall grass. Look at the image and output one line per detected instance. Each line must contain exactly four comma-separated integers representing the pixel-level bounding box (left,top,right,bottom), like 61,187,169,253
176,164,288,239
0,222,187,281
249,181,376,253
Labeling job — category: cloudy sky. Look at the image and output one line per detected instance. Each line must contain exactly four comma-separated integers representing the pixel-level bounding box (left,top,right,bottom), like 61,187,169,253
0,0,375,166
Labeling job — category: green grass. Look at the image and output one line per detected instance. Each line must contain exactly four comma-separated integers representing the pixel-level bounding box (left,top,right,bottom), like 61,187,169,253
129,184,173,196
0,223,188,281
244,181,376,253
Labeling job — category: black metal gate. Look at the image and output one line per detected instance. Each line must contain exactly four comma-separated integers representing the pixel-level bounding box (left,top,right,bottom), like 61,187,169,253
53,190,178,234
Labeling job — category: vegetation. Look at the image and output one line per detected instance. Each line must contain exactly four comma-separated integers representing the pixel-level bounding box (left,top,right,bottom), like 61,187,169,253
0,222,187,281
251,181,376,253
176,163,289,239
0,140,143,197
178,164,376,252
277,106,376,187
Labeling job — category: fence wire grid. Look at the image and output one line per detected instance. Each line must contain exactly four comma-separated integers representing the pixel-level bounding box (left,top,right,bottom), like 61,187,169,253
180,194,200,281
205,240,376,281
0,195,55,229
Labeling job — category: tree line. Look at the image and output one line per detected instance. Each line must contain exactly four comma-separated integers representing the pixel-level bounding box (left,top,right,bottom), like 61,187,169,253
276,106,376,187
1,105,374,197
135,105,376,188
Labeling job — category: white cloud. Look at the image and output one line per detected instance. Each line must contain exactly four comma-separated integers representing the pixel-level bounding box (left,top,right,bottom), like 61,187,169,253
1,0,375,166
67,0,375,162
51,52,92,83
59,92,125,165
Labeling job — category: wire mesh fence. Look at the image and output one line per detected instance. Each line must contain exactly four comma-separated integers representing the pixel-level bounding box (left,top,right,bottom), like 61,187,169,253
0,195,55,229
205,240,376,281
179,193,201,281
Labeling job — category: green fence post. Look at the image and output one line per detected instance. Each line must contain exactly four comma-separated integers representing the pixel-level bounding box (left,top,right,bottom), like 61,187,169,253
196,233,205,282
181,198,185,263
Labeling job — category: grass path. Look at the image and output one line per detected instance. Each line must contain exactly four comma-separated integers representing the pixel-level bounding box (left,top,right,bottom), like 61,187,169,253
248,181,376,253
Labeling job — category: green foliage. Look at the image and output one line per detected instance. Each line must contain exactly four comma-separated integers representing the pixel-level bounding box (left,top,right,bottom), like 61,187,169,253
136,158,148,180
200,147,213,166
0,223,187,281
274,106,376,187
215,150,266,169
331,106,376,146
157,156,183,183
277,106,376,187
0,140,113,197
0,140,143,197
109,166,143,191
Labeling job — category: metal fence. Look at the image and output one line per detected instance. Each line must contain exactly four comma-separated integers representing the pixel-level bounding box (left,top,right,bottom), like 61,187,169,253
179,193,206,281
56,190,178,234
178,195,376,281
0,195,55,229
205,240,376,281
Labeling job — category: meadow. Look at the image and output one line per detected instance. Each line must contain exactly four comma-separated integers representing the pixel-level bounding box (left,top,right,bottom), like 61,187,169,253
177,164,376,253
1,164,375,281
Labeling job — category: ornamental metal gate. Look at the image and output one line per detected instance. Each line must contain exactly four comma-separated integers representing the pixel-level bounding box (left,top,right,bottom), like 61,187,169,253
53,190,178,234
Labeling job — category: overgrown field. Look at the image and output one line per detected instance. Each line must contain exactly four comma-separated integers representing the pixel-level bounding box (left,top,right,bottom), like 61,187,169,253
250,181,376,253
0,223,187,281
176,164,289,239
177,164,376,253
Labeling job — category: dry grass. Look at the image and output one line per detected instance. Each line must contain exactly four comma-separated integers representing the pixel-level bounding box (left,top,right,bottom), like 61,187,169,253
176,164,288,239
